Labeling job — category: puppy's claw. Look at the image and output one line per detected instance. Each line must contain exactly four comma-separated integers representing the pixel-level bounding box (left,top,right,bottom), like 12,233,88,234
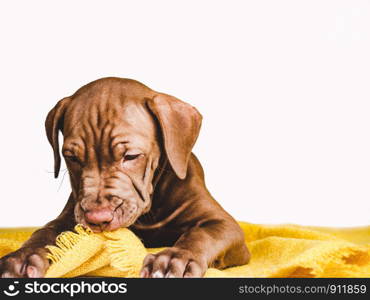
140,268,149,278
165,272,175,278
151,270,164,278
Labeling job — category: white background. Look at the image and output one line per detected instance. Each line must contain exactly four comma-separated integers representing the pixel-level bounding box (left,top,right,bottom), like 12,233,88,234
0,0,369,227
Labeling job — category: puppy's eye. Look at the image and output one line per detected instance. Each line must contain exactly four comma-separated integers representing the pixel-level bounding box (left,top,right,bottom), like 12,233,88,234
123,154,140,161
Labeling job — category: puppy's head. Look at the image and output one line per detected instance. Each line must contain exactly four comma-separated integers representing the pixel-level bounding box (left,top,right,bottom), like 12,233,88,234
45,78,202,232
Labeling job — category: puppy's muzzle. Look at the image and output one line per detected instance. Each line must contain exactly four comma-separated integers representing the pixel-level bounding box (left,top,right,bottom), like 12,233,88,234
76,194,140,232
84,207,114,228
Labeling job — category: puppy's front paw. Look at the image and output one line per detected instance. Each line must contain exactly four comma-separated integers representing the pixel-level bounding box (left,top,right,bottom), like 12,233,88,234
0,247,49,278
140,247,206,278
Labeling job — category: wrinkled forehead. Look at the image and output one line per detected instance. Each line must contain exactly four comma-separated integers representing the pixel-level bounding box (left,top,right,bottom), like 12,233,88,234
62,100,158,150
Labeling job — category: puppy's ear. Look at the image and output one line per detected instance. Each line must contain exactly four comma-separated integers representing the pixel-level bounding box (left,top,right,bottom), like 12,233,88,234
147,93,202,179
45,97,71,178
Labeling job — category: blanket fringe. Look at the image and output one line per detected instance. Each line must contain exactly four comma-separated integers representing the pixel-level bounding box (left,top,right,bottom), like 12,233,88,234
46,225,93,263
45,225,105,278
104,229,148,277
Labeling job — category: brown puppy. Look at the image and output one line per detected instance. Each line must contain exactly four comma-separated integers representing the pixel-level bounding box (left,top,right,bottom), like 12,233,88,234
0,78,250,278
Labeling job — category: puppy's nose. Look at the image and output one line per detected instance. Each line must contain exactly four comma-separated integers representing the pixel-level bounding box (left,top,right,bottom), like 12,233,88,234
84,208,113,226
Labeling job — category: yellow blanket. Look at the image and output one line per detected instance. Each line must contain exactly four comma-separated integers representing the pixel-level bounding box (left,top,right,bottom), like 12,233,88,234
0,222,370,277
